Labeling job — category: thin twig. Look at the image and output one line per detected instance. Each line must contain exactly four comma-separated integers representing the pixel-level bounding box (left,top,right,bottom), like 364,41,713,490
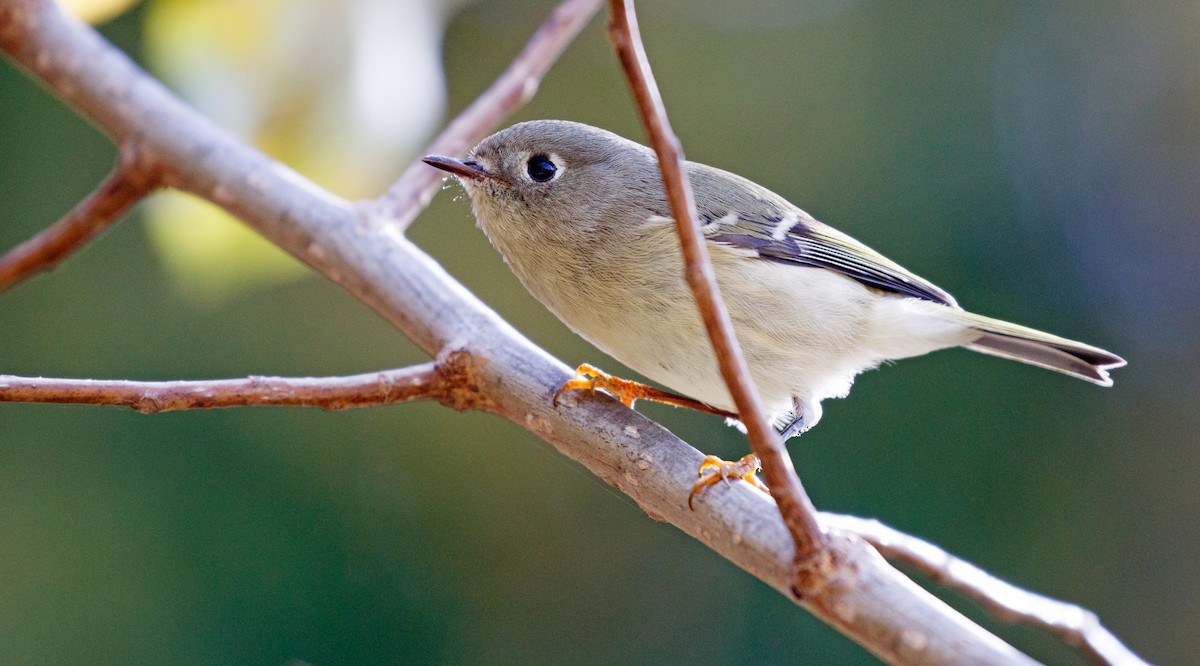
374,0,604,229
605,0,824,565
0,363,447,413
0,146,159,292
825,514,1151,666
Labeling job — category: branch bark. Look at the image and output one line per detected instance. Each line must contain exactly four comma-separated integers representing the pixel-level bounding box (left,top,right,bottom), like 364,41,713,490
825,514,1150,666
375,0,603,229
0,355,483,413
606,0,825,567
0,144,160,292
0,1,1146,665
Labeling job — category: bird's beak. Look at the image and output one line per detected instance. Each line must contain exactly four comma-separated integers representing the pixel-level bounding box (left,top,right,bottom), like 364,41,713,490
421,155,508,185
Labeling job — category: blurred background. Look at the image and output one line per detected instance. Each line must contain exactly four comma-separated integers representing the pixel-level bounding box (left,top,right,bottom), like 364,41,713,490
2,0,1197,663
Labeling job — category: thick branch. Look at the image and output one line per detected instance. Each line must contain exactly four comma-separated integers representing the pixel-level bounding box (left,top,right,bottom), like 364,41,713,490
605,0,824,563
826,514,1151,666
374,0,603,229
601,4,1034,664
0,362,454,413
0,2,1141,665
0,1,1033,664
0,145,159,292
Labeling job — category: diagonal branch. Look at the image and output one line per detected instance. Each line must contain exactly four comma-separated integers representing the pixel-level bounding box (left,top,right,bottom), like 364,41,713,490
0,357,477,414
826,514,1151,666
0,1,1037,664
605,0,825,563
0,1,1146,665
0,144,160,293
375,0,603,230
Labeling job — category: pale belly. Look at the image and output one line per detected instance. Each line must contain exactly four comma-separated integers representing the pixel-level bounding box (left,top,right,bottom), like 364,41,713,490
493,223,969,427
549,252,890,419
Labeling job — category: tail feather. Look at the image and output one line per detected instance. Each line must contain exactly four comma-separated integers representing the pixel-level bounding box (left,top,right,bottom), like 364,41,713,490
958,312,1126,386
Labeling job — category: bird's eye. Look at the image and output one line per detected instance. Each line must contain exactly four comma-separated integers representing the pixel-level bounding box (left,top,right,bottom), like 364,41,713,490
526,155,558,183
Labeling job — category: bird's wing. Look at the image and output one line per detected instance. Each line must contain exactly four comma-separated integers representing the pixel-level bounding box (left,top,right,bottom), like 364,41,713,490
704,210,959,307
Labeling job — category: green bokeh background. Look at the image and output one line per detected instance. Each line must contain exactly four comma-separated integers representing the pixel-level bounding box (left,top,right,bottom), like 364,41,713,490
3,1,1198,663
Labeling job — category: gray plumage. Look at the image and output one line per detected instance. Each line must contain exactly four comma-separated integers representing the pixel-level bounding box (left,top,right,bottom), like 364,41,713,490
424,120,1125,436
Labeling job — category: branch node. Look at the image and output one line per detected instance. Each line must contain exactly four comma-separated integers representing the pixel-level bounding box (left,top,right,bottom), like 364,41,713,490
791,541,842,600
434,344,495,413
117,138,165,186
134,394,163,414
0,141,162,293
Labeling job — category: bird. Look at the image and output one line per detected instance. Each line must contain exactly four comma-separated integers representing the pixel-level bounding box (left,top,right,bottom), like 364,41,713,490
423,120,1125,442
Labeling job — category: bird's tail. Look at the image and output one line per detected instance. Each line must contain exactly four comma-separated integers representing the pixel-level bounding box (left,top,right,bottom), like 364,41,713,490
958,312,1126,386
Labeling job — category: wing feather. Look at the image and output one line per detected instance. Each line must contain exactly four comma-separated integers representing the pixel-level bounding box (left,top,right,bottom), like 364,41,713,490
682,161,957,307
706,212,958,307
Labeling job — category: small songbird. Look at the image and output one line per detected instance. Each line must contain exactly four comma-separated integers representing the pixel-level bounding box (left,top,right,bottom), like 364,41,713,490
423,120,1125,440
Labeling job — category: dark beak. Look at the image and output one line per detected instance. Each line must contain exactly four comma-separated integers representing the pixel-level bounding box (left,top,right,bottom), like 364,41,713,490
421,155,507,184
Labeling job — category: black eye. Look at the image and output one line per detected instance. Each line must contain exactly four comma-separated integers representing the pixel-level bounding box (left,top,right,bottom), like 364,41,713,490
526,155,557,182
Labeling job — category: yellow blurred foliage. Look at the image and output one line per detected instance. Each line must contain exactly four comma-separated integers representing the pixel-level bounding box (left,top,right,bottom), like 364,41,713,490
137,0,446,304
142,192,309,307
144,0,283,63
55,0,140,23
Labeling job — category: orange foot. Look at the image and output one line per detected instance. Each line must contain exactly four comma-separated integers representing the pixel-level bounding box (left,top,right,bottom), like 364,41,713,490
688,453,770,510
553,363,738,418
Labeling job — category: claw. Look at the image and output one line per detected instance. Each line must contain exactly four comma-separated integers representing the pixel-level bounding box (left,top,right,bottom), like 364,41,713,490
552,364,740,419
553,363,641,407
688,453,769,510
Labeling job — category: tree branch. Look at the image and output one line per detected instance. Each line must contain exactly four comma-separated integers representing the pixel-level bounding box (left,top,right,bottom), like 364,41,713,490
374,0,604,229
0,1,1145,664
826,514,1151,666
0,144,160,292
606,0,825,566
0,356,481,414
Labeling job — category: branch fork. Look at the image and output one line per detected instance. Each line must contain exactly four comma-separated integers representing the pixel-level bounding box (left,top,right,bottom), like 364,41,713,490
0,143,162,292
